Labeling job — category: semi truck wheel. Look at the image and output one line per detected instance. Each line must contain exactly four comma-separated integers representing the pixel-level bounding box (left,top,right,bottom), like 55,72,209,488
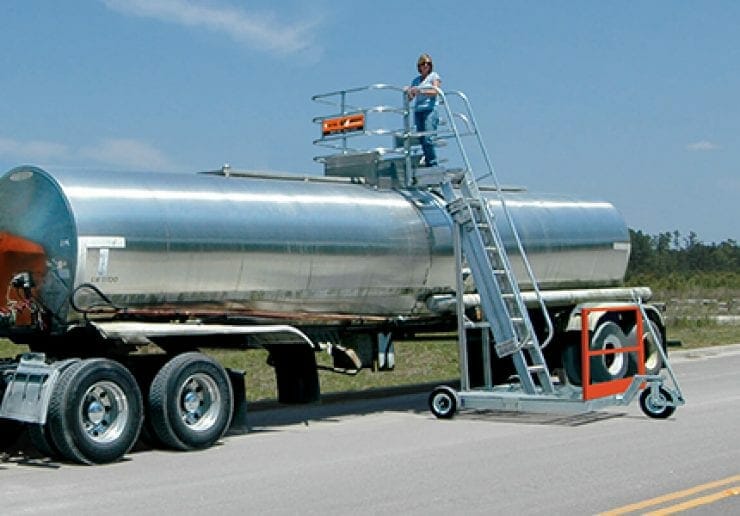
28,422,62,458
562,320,630,385
148,352,233,451
628,319,664,376
46,359,143,465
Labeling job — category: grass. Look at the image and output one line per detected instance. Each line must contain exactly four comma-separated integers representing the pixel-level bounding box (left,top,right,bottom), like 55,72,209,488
666,319,740,348
183,335,460,402
651,284,739,348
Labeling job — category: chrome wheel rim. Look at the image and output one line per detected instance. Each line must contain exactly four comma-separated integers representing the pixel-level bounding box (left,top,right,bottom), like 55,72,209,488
79,381,129,444
177,373,221,432
432,393,452,415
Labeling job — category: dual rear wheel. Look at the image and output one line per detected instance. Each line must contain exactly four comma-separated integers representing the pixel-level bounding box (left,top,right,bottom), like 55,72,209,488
30,352,233,464
147,352,233,451
563,315,665,386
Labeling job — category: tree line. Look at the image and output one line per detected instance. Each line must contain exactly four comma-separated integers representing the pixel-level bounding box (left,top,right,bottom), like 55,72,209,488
626,230,739,288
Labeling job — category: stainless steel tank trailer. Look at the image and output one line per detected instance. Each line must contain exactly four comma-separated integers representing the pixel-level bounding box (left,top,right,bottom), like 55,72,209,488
0,84,683,465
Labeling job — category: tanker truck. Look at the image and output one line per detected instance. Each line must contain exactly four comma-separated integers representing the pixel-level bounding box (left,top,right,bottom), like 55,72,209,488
0,85,677,464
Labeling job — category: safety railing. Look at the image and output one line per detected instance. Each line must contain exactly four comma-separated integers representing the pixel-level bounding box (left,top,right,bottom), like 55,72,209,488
311,84,408,157
580,305,646,401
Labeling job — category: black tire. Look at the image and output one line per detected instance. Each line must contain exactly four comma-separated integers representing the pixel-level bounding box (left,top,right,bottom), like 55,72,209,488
429,386,457,419
28,361,83,459
639,386,676,419
562,320,630,385
594,321,631,380
627,319,664,376
46,358,143,465
148,352,233,451
28,423,62,458
127,355,169,449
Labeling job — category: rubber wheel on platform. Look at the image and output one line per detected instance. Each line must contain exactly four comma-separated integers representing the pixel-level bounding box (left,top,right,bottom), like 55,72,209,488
148,352,233,451
46,358,143,465
639,386,676,419
429,386,457,419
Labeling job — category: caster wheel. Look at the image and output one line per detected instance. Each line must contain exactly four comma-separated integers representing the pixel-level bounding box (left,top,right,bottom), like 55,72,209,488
639,386,676,419
429,386,457,419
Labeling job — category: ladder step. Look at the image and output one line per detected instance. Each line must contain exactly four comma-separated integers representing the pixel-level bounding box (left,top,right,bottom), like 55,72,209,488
464,320,490,329
494,338,520,357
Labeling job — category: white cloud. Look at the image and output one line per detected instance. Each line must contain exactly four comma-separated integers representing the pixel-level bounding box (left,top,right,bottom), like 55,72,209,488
79,138,175,170
100,0,322,56
686,140,721,151
0,137,70,161
0,136,175,171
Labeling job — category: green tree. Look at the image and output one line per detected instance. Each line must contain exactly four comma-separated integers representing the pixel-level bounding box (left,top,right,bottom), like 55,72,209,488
625,230,739,285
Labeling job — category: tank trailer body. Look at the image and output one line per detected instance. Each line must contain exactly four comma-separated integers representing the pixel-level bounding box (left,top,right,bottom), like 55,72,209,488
0,164,666,463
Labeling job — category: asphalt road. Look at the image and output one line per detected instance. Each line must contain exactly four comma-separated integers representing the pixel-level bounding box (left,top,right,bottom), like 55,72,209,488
2,344,739,515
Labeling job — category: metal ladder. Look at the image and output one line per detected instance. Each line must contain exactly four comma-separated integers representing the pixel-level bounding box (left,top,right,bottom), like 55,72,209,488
416,89,557,395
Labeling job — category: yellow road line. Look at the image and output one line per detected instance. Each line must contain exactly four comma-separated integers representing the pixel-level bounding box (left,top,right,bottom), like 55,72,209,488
600,474,740,515
646,486,740,515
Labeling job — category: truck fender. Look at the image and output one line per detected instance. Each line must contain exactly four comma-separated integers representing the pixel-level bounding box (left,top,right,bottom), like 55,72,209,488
0,354,80,425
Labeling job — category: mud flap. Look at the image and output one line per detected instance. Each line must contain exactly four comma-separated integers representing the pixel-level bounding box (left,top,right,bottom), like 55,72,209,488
0,354,78,424
226,368,249,433
268,344,320,404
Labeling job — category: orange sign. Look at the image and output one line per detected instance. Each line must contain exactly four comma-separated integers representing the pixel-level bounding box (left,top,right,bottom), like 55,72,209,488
322,113,365,135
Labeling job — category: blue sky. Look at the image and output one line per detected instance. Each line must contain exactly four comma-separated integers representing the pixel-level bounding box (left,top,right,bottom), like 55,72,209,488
2,1,738,243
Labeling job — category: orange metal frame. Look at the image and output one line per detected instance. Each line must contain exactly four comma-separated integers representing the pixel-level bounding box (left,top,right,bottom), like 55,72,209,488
321,113,365,136
581,305,645,401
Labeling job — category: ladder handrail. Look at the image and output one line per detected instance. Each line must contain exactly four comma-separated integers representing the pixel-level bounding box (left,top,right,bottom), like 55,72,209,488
432,87,555,350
